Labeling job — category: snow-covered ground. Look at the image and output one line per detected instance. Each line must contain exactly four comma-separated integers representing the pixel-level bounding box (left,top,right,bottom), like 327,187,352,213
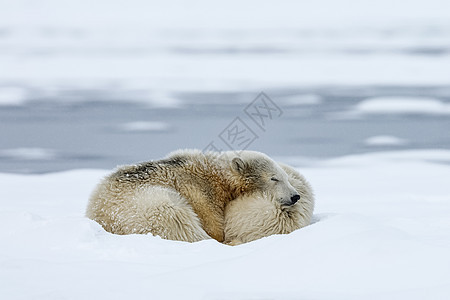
1,150,450,300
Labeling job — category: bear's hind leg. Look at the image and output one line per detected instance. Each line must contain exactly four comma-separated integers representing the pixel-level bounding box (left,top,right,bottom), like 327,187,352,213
134,186,210,242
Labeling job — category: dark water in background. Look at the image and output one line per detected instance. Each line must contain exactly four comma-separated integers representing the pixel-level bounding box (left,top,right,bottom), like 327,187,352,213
1,85,450,174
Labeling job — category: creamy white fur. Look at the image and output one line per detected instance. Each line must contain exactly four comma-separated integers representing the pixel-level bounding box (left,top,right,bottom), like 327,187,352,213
89,184,210,242
224,163,314,245
87,149,314,244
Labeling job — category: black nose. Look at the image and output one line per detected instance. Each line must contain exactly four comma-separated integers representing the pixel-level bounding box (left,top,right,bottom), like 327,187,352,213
291,194,300,204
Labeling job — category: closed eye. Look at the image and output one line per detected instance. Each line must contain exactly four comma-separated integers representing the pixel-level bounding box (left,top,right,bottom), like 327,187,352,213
271,177,279,182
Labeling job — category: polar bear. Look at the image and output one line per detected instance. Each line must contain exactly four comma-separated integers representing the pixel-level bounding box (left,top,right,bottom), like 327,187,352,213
86,149,302,242
224,163,314,245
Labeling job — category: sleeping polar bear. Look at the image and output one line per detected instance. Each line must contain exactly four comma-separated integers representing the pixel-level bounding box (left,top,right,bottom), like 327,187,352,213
224,162,314,245
86,149,314,244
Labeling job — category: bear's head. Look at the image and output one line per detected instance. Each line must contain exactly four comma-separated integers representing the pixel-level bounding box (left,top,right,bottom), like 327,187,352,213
230,151,300,206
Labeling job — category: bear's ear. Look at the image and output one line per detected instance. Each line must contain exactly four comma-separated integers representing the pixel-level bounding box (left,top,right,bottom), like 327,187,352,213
231,157,247,173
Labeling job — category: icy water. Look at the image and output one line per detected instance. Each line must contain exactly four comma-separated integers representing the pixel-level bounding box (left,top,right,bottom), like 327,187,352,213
1,85,449,174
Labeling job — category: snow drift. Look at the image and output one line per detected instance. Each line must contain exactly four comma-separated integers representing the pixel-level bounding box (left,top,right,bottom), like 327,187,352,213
1,150,449,299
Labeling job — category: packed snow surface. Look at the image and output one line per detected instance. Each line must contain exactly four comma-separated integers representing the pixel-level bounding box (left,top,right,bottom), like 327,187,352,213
1,150,450,300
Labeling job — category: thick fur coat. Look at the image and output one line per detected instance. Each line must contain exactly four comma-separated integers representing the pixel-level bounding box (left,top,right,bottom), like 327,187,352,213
224,163,315,245
86,149,314,244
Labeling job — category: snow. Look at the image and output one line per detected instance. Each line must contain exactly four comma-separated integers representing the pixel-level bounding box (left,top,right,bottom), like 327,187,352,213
365,135,409,146
1,0,450,95
0,87,27,106
354,97,450,115
1,150,450,299
118,121,171,132
0,148,58,160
